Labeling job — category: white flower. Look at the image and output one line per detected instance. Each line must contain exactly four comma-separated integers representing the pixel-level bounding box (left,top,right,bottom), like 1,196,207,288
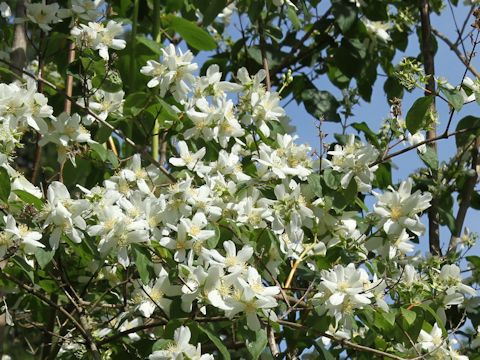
417,323,444,353
169,141,206,171
438,264,476,300
140,44,198,103
71,0,104,21
462,76,480,104
71,20,126,60
3,215,44,255
373,178,432,236
136,268,180,318
272,0,298,10
26,1,70,32
41,182,89,249
0,2,11,18
324,135,379,192
247,91,285,137
406,131,427,154
149,325,213,360
203,240,253,273
363,19,391,42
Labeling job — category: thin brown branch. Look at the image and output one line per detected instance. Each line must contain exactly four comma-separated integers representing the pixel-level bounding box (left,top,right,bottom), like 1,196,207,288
0,271,101,359
277,319,408,360
370,124,480,167
432,28,480,79
64,41,76,114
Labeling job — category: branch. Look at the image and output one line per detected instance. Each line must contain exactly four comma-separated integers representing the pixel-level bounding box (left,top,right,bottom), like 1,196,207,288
277,320,408,360
9,0,27,75
432,28,480,79
370,124,480,167
0,271,101,359
258,19,271,91
448,137,480,252
419,0,440,256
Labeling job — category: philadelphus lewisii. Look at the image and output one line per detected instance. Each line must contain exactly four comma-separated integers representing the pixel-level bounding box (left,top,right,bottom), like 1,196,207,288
0,2,476,357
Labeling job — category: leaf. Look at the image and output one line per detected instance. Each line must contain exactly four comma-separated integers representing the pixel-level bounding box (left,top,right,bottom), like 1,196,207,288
323,169,340,190
167,16,216,51
302,89,341,122
133,246,152,284
13,190,44,210
440,86,464,112
287,7,301,30
332,1,357,33
455,116,480,148
307,173,322,197
89,143,118,167
34,248,55,269
247,328,267,360
374,163,392,189
405,96,434,134
201,0,228,26
419,147,438,170
0,167,10,203
197,324,231,360
136,36,163,54
401,308,417,325
466,255,480,268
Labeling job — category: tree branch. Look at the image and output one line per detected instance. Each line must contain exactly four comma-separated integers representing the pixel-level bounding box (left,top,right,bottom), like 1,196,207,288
432,28,480,79
419,0,440,256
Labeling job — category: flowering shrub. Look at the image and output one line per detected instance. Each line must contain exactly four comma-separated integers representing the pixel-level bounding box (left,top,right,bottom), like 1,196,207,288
0,1,480,359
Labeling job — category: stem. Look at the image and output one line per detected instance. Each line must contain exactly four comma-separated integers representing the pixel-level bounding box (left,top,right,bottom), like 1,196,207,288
152,0,163,161
64,41,76,114
419,0,441,256
129,0,139,90
9,0,27,75
258,18,271,91
449,137,480,252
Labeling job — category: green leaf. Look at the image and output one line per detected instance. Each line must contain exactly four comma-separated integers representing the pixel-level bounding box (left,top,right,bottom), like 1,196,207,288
89,143,118,167
401,307,417,325
207,224,221,248
152,339,173,351
440,86,464,112
307,173,322,197
467,255,480,267
406,96,434,134
247,328,267,360
323,169,340,190
34,248,55,269
287,7,301,30
201,0,228,26
332,1,357,33
384,310,396,326
302,89,340,122
197,324,231,360
136,36,163,54
167,16,216,51
12,256,34,283
455,116,480,148
0,167,10,203
13,190,44,210
419,147,438,170
133,247,152,284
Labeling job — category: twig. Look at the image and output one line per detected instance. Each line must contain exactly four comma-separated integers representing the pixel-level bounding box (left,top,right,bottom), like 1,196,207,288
448,137,480,252
370,124,480,167
277,319,408,360
432,28,480,79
